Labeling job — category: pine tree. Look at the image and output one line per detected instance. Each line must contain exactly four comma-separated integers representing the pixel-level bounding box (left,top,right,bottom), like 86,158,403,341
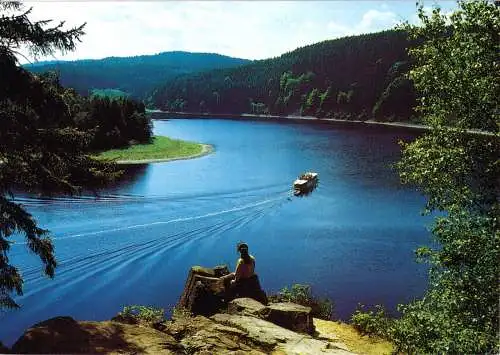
0,1,116,309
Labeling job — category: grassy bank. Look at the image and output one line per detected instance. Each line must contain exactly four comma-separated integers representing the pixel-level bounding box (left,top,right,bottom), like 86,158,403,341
93,136,211,164
314,319,394,355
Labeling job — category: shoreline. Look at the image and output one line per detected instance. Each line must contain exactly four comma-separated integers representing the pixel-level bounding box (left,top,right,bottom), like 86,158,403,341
149,111,496,136
147,110,430,133
115,143,214,165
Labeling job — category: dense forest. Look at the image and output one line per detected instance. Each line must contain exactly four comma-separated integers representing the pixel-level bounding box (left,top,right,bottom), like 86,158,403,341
24,52,251,100
16,71,152,151
151,30,416,122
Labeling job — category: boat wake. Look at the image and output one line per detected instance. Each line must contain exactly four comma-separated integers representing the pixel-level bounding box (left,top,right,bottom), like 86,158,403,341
16,188,291,283
14,191,290,245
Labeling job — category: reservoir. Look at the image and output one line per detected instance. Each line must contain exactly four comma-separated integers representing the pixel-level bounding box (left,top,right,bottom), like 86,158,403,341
1,118,431,345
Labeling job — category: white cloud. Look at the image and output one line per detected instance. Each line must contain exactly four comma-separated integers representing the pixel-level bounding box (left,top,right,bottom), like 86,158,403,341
327,9,399,38
358,9,399,32
15,1,456,63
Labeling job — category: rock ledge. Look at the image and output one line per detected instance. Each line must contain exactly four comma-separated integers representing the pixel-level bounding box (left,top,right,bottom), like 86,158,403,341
10,300,354,354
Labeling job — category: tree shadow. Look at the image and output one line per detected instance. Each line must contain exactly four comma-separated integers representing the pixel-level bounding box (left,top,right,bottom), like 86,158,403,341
11,316,149,354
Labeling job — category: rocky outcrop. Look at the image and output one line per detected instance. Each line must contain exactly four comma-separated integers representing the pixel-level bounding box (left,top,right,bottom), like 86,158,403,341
227,297,267,317
211,313,351,355
164,312,268,354
228,298,314,334
10,302,354,354
178,265,230,316
262,302,315,334
179,265,267,316
11,316,179,354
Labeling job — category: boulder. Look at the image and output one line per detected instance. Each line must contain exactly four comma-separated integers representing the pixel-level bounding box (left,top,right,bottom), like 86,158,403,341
178,265,268,315
211,313,352,355
261,302,315,334
227,298,267,317
162,312,267,354
178,265,230,316
11,316,179,354
228,298,315,335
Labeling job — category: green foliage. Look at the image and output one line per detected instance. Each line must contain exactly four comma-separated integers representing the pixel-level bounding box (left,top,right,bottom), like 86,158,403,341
302,88,320,116
401,1,499,132
398,129,498,214
372,67,415,122
350,304,393,339
25,52,250,100
391,211,499,354
152,30,414,121
0,1,85,60
121,305,165,324
79,96,152,150
392,1,500,353
318,86,335,117
0,2,94,309
269,284,334,320
91,88,130,99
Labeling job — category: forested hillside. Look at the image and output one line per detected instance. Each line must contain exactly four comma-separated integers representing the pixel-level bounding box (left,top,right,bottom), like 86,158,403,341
24,52,251,100
151,30,416,122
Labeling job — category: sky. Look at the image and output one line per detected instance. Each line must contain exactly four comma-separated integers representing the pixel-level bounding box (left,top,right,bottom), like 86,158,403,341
21,1,458,63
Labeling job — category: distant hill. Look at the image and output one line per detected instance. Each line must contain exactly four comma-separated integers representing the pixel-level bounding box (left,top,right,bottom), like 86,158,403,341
150,30,416,122
24,52,251,100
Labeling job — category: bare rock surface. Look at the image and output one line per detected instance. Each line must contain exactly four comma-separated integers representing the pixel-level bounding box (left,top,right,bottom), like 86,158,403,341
228,298,314,334
163,312,269,354
228,297,267,316
262,302,315,334
211,313,353,355
11,316,178,354
10,308,353,355
179,265,268,316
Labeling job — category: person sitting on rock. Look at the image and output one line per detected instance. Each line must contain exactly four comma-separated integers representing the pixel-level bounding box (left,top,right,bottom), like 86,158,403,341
223,242,267,304
232,242,255,285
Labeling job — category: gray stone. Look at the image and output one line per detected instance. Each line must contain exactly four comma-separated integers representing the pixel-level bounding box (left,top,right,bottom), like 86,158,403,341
228,298,267,316
210,313,354,354
262,302,315,334
211,313,296,349
168,312,267,354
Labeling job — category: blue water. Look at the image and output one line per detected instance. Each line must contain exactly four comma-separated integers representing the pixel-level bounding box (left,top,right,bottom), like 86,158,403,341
1,119,431,345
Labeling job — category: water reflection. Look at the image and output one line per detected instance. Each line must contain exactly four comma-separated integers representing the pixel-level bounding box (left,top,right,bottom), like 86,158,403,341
110,164,150,190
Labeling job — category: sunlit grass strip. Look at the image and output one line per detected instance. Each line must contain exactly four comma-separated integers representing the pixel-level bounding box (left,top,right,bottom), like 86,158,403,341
314,319,394,355
93,136,207,163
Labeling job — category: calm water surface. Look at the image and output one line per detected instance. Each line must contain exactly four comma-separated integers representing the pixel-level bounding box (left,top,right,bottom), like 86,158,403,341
2,119,432,345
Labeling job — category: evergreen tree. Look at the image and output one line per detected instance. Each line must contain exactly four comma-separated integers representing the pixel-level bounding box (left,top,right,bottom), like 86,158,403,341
318,86,334,117
152,30,413,121
0,1,117,309
302,88,320,116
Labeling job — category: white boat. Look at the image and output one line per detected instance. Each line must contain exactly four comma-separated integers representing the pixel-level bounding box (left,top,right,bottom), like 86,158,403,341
293,172,318,196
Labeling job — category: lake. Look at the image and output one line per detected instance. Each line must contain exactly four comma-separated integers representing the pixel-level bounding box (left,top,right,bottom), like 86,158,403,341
1,118,432,345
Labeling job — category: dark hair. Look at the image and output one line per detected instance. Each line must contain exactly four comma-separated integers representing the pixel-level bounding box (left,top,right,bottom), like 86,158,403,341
237,242,251,264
